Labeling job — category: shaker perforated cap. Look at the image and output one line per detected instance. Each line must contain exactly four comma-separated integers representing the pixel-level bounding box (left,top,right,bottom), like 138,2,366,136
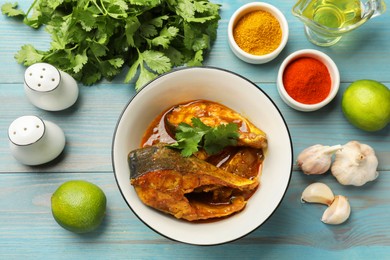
8,115,45,146
24,63,61,92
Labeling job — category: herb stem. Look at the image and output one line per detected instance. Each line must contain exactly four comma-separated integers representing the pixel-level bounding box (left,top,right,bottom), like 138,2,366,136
91,0,105,15
24,0,39,18
99,0,108,15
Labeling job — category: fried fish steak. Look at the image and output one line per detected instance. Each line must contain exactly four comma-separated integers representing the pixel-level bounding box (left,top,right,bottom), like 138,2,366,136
165,100,267,150
129,145,259,221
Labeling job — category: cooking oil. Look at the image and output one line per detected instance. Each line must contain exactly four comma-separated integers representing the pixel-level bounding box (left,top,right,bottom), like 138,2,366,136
302,0,362,28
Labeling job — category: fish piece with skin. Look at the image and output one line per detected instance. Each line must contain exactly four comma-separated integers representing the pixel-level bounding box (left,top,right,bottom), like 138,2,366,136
129,145,259,221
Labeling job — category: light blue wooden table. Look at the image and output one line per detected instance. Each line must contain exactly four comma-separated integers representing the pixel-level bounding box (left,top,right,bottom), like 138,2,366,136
1,0,389,258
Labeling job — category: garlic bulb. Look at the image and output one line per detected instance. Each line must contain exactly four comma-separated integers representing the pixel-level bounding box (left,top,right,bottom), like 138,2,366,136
297,144,342,175
301,182,334,206
331,141,379,186
321,195,351,225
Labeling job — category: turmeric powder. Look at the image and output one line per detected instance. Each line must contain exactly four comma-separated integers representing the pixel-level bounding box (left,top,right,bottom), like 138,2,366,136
233,10,282,55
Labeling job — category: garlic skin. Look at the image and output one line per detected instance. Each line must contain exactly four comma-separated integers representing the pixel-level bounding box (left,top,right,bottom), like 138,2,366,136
331,141,379,186
321,195,351,225
297,144,342,175
301,182,334,206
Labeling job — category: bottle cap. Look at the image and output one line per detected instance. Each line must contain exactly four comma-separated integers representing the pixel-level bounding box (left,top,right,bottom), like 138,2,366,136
8,115,66,165
24,63,79,111
8,115,45,146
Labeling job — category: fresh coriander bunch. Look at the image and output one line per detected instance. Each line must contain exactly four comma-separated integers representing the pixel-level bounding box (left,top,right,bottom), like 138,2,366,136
1,0,220,90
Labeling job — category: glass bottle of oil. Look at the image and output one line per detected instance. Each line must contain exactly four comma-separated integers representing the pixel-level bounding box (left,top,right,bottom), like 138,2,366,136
302,0,362,28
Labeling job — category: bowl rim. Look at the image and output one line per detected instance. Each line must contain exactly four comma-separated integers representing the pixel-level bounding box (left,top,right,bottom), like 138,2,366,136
111,66,293,245
277,49,340,112
227,2,289,63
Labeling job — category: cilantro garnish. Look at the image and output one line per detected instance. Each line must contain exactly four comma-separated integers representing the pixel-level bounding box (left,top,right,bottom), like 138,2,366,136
169,117,239,157
1,0,221,90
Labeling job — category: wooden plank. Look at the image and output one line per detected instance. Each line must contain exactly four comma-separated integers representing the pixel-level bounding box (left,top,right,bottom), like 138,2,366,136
1,82,388,173
0,171,389,258
0,0,389,258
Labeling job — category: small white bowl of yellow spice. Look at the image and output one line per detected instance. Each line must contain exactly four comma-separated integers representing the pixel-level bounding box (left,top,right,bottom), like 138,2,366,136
228,2,289,64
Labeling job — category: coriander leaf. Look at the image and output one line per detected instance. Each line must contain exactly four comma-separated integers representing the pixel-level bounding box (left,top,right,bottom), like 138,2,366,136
187,49,203,66
140,15,171,39
124,59,140,83
143,50,171,74
193,1,214,13
125,16,141,47
191,117,211,133
46,17,72,50
183,22,196,50
175,0,196,19
99,59,123,78
169,117,239,157
151,26,179,49
1,2,25,17
47,0,63,10
204,20,218,41
80,64,102,85
170,123,204,157
108,58,124,68
129,0,161,7
110,0,129,11
72,52,88,73
149,15,169,28
140,23,158,38
105,0,128,19
204,123,239,155
136,64,157,91
89,41,107,57
163,47,184,66
175,0,220,23
193,34,210,51
15,44,44,65
75,9,96,32
44,49,73,71
195,0,220,15
176,121,198,133
127,49,170,87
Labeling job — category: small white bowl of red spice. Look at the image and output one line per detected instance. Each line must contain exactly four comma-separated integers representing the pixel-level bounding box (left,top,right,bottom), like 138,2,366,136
277,49,340,112
228,2,289,64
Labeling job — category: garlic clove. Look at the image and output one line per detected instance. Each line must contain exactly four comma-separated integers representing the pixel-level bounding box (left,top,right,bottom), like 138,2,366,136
297,144,342,175
321,195,351,225
331,141,379,186
301,182,334,206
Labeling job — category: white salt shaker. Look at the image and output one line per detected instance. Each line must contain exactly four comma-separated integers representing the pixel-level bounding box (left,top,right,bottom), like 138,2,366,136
8,115,66,165
24,63,79,111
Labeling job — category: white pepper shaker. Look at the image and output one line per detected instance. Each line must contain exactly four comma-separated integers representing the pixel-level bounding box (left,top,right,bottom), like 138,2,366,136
8,115,66,165
24,63,79,111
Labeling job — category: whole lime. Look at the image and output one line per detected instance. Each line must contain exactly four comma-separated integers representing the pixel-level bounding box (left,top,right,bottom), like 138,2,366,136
342,79,390,131
51,180,107,233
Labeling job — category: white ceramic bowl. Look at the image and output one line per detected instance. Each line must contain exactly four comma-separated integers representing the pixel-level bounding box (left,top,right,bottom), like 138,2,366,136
228,2,289,64
277,49,340,112
112,67,293,245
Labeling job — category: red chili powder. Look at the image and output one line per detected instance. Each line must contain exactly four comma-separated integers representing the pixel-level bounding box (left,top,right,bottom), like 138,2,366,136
282,57,331,104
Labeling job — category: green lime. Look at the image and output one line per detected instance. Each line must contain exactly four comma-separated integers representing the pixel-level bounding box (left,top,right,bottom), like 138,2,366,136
51,180,107,233
342,79,390,132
